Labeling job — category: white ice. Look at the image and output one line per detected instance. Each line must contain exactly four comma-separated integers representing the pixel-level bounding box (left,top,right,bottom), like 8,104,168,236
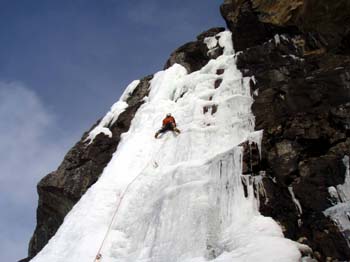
324,156,350,242
204,36,218,50
288,186,303,215
31,31,302,262
337,156,350,202
274,34,281,46
86,80,140,143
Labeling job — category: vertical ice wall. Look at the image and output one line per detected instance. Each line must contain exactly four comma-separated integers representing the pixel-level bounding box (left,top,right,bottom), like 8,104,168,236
30,31,302,262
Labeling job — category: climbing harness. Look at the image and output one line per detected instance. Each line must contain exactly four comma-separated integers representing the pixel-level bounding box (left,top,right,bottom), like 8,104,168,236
93,136,169,261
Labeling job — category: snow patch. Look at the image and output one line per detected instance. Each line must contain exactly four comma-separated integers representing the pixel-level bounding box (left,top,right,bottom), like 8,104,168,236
280,35,289,42
337,155,350,202
217,31,234,55
328,186,341,204
119,80,140,102
324,156,350,245
204,36,218,50
204,32,233,57
282,54,304,61
85,80,141,144
274,34,281,45
251,76,257,85
85,101,128,144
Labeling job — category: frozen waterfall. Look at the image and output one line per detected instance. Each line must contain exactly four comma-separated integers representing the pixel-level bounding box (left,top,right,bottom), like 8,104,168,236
30,31,302,262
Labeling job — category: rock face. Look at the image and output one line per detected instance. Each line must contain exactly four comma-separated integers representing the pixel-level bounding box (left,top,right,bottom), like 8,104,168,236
24,75,152,260
221,0,350,260
164,27,225,73
221,0,350,53
240,141,261,175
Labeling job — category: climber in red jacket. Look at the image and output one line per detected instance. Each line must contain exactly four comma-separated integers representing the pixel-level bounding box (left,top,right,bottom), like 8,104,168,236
155,113,181,138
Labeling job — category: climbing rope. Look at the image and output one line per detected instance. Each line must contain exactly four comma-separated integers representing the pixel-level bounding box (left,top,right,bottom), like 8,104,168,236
93,136,168,262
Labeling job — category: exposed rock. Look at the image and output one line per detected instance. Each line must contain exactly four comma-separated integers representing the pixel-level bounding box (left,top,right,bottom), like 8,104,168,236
259,176,300,238
232,9,350,259
251,0,303,25
240,141,261,175
232,17,350,261
164,27,225,73
221,0,279,51
196,27,225,41
164,41,207,73
221,0,350,52
18,258,30,262
216,69,225,75
214,79,223,89
23,75,152,261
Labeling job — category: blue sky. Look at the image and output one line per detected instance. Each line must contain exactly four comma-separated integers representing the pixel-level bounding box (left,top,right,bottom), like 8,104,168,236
0,0,224,260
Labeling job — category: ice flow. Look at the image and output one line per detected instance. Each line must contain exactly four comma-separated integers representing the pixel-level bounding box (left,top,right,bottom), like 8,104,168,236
30,31,302,262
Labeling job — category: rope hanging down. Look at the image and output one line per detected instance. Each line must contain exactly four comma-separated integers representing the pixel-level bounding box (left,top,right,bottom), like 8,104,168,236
93,137,167,262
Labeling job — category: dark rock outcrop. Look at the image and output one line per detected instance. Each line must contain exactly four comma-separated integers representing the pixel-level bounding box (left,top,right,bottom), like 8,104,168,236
23,75,152,261
18,258,30,262
164,27,225,73
240,141,261,175
221,0,278,52
221,0,350,260
220,0,350,52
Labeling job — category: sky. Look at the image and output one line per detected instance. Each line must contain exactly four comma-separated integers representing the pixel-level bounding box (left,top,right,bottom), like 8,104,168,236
0,0,224,261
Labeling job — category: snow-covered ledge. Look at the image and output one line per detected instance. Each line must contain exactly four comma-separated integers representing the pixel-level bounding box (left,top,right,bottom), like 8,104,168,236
85,80,140,144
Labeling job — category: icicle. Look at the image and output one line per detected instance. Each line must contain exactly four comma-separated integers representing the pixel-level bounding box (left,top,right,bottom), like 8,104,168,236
288,186,303,215
31,31,303,262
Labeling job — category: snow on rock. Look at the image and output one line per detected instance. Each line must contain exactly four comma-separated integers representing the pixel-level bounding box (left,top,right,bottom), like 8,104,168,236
217,31,234,55
85,80,141,143
274,34,281,46
30,31,302,262
119,80,140,102
204,36,218,50
288,186,303,215
87,126,113,141
324,156,350,243
328,186,341,204
337,155,350,202
203,34,221,58
85,101,128,143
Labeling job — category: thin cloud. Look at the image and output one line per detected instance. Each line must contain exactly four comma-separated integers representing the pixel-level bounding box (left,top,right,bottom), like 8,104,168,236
0,81,73,261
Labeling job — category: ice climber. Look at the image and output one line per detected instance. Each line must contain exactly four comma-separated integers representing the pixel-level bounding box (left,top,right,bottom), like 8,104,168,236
154,113,181,138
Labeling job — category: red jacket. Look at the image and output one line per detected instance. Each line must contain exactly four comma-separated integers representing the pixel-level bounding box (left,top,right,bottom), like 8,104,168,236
163,116,176,126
